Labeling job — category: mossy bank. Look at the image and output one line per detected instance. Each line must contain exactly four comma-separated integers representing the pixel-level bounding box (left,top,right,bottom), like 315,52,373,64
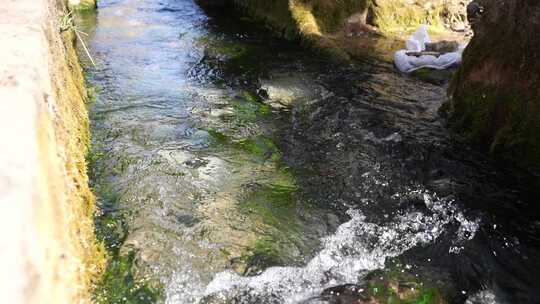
0,0,104,303
448,0,540,178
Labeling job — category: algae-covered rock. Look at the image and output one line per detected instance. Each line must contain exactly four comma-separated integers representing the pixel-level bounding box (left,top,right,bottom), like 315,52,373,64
362,269,448,304
304,267,450,304
448,0,540,173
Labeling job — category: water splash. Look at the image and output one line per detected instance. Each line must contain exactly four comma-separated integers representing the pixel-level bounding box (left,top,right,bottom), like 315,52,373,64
163,190,479,303
465,289,499,304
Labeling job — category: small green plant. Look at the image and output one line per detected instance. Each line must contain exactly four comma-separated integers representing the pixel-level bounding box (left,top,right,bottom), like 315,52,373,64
59,11,96,66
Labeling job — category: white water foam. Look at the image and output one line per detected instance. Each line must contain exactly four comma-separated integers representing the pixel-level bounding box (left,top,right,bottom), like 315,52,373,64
465,289,500,304
165,191,479,303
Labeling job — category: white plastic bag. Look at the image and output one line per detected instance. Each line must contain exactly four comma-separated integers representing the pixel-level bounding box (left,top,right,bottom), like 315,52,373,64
405,25,431,52
394,25,465,73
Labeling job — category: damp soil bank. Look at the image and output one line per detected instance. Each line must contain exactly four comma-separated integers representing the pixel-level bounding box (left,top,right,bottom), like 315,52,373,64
77,1,540,303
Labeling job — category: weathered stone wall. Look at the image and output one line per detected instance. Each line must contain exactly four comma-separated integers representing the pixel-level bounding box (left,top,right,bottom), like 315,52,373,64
449,0,540,173
0,0,104,303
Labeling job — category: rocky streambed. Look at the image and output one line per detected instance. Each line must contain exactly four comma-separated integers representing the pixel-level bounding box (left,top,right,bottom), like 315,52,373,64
76,0,540,303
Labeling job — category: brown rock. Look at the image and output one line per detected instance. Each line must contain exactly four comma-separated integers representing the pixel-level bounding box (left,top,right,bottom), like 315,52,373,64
449,0,540,173
425,40,459,53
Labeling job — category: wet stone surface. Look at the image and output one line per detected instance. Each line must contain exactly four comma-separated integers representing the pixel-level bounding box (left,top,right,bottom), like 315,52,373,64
78,0,540,303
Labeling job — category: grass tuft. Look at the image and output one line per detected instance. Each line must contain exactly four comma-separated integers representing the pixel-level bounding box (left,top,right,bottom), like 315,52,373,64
60,11,96,66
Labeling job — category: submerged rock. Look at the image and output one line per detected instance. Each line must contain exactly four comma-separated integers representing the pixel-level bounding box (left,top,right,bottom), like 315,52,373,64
302,267,450,304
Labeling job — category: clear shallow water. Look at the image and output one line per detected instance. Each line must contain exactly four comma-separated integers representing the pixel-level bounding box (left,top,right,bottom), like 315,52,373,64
78,0,540,303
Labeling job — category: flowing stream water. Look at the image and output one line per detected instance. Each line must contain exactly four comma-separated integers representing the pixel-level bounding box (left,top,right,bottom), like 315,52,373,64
77,1,540,303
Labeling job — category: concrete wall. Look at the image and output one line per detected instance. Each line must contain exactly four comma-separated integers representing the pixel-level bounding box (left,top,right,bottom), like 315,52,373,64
0,0,104,303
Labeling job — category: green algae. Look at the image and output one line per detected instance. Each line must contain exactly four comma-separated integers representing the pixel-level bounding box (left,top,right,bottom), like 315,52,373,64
93,186,125,250
93,252,163,304
242,90,263,103
235,171,305,273
91,179,163,303
369,282,440,304
92,192,164,303
89,143,164,303
363,266,448,304
207,128,281,161
207,129,230,145
215,91,272,127
230,95,272,122
239,237,286,275
239,182,298,227
235,135,281,161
